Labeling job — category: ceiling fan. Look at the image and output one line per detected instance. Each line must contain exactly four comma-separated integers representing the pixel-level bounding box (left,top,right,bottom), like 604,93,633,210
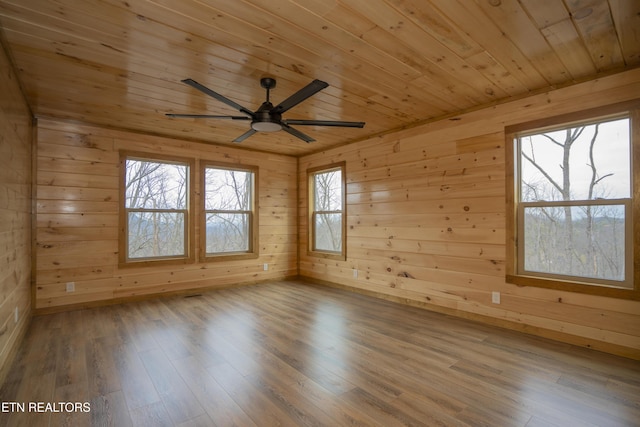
166,77,365,143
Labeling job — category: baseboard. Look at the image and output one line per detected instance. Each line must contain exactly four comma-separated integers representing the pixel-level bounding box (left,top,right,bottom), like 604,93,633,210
34,275,298,316
0,310,32,386
297,276,640,361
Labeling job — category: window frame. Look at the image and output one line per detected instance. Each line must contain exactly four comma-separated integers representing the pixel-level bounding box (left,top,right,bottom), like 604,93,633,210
307,162,346,261
505,100,640,299
200,161,259,262
118,151,196,267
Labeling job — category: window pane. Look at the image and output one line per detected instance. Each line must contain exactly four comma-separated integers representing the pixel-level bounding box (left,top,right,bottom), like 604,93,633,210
520,118,630,202
314,169,342,211
206,213,249,253
205,168,252,210
315,213,342,252
126,160,188,209
127,211,185,258
522,205,627,284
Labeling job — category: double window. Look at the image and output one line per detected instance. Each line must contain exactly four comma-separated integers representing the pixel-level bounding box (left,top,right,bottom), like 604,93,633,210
119,153,257,266
506,102,638,298
308,162,346,260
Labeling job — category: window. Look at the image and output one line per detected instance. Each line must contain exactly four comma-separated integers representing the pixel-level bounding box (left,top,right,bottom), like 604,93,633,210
308,162,346,260
120,153,195,265
119,153,259,266
506,102,639,298
202,163,258,260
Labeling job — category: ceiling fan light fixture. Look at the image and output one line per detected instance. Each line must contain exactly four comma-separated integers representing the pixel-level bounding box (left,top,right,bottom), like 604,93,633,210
251,121,282,132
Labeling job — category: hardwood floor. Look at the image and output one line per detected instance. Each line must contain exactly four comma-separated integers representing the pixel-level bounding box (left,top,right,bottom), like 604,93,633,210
1,280,639,426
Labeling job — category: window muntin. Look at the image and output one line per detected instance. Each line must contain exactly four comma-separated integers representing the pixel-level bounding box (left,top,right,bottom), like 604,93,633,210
309,163,345,258
123,157,190,262
203,165,257,258
512,114,633,291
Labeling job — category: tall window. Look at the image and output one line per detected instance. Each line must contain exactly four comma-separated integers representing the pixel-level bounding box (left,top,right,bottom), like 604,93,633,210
506,103,638,298
120,154,194,265
202,163,258,260
308,162,346,260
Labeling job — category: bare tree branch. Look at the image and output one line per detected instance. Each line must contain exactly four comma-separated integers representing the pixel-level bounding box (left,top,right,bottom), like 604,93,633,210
521,148,564,195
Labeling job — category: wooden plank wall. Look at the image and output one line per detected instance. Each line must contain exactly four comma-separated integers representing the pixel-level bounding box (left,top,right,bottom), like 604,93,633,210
0,39,32,381
35,119,297,311
299,68,640,359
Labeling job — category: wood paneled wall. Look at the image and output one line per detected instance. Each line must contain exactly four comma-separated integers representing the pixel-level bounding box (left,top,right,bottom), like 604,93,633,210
299,68,640,359
35,120,297,311
0,39,32,381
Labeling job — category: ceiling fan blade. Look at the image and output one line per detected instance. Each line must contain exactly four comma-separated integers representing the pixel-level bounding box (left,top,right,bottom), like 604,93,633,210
233,129,257,143
181,79,255,118
272,79,329,114
283,119,365,128
281,124,315,143
165,113,251,120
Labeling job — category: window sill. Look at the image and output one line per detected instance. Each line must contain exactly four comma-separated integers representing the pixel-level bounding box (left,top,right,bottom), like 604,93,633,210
118,256,194,269
307,250,346,261
201,252,259,262
506,274,638,300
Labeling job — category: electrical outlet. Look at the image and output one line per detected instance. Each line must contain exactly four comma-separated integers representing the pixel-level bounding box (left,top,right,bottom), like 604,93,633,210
353,269,358,278
66,282,75,292
14,307,18,324
263,263,268,271
492,291,501,304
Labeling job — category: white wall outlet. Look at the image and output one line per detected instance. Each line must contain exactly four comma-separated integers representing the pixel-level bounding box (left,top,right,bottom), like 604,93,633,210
14,307,18,324
492,291,501,304
353,269,358,278
66,282,75,292
263,263,268,271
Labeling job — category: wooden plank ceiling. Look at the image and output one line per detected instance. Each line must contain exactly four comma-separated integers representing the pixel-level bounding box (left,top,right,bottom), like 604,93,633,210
1,0,638,156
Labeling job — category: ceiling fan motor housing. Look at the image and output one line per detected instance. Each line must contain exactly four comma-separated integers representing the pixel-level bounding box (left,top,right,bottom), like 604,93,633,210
252,101,283,132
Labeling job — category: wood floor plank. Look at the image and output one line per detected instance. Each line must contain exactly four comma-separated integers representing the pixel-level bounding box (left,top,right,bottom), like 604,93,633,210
391,391,469,427
89,391,133,427
112,344,161,411
171,355,258,427
51,383,91,427
175,413,217,427
339,387,426,427
86,335,123,398
168,324,227,367
285,376,379,426
1,280,639,426
54,334,88,389
207,362,300,427
10,372,56,427
245,370,344,427
129,401,173,427
137,348,206,424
